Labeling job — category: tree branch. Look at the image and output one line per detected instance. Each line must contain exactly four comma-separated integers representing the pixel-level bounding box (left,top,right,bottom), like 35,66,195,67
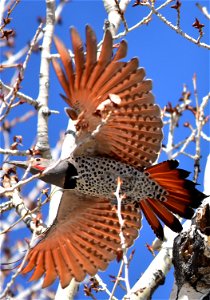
35,0,55,157
144,1,210,50
103,0,130,36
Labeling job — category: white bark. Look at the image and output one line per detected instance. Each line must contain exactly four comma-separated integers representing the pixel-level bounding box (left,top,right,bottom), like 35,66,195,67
103,0,129,36
124,227,177,300
36,0,55,158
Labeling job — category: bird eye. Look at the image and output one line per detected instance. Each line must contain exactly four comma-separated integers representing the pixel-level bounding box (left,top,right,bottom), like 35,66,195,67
36,158,41,162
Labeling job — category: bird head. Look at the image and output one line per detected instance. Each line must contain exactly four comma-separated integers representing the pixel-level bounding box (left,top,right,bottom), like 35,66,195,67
9,157,78,189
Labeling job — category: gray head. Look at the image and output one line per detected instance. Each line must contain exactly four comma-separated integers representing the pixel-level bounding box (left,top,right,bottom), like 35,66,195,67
9,158,78,189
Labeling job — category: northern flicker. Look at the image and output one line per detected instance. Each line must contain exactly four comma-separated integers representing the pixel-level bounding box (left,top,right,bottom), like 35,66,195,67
10,26,206,289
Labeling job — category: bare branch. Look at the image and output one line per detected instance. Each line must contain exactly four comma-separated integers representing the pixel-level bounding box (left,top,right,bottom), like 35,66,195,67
94,274,117,300
4,189,46,234
0,0,20,32
0,148,31,156
103,0,130,36
0,199,13,213
0,172,42,196
193,92,210,182
125,227,176,300
1,0,67,66
114,177,130,293
0,80,38,108
114,0,129,32
35,0,55,157
196,2,210,20
143,1,210,50
0,230,37,300
113,0,174,40
0,22,44,122
109,260,124,300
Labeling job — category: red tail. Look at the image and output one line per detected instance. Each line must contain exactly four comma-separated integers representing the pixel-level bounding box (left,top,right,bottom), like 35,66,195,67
139,160,206,239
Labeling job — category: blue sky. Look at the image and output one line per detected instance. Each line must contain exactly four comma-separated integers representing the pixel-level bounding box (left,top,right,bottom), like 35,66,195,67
1,1,209,299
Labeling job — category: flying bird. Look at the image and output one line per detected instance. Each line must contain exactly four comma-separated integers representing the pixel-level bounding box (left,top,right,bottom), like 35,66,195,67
10,25,206,289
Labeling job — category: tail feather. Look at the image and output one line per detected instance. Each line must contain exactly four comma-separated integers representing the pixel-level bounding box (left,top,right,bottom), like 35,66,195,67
139,199,164,239
146,198,183,233
151,169,190,179
147,159,179,173
144,160,206,238
162,197,194,219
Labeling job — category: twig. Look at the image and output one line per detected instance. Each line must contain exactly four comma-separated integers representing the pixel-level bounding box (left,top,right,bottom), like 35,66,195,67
103,0,130,37
109,260,124,300
0,22,44,122
0,0,20,31
1,44,29,66
9,189,46,233
0,172,42,196
164,101,190,159
144,1,210,50
0,199,13,213
193,92,210,182
196,2,210,20
114,0,128,32
94,275,117,299
112,0,175,40
170,130,196,159
201,131,210,142
192,73,199,112
114,177,130,293
0,0,7,24
0,136,63,234
1,173,47,235
0,230,37,299
12,281,43,300
1,0,67,67
0,188,50,235
0,80,38,108
171,0,181,29
0,148,31,156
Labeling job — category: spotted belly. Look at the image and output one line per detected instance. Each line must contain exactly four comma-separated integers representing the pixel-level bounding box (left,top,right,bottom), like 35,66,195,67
73,156,167,204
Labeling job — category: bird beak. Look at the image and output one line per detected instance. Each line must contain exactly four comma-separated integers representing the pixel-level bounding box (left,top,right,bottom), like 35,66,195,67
8,160,29,170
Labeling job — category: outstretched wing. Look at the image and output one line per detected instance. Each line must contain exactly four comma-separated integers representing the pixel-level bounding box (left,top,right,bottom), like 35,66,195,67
52,25,163,168
21,190,142,288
